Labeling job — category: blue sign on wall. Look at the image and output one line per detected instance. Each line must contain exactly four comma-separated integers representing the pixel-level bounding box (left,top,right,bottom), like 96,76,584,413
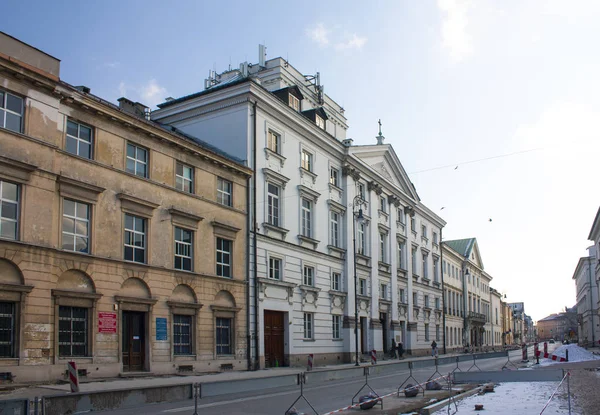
156,317,168,341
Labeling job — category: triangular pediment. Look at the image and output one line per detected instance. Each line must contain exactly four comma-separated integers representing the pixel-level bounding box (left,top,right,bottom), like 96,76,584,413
469,240,484,270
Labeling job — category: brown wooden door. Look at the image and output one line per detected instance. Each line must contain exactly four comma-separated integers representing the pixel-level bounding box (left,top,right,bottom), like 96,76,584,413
264,310,285,368
360,317,367,353
122,311,145,372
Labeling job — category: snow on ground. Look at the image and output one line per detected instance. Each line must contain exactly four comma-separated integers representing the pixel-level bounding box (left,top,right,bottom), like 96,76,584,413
431,381,579,414
540,344,600,366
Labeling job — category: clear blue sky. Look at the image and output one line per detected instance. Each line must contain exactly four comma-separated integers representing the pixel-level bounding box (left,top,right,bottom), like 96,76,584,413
4,1,600,321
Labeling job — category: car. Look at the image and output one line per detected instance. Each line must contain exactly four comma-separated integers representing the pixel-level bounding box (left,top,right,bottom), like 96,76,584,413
549,339,556,344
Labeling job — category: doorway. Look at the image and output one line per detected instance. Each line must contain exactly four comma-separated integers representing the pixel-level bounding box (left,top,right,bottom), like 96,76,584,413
360,317,367,353
264,310,286,367
122,311,146,372
380,313,388,353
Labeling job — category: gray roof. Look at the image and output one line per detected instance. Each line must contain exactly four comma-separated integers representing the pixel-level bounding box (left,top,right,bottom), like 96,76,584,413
444,238,476,258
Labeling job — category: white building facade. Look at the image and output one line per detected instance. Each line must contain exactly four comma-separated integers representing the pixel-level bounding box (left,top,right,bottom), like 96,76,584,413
573,246,599,347
151,50,445,367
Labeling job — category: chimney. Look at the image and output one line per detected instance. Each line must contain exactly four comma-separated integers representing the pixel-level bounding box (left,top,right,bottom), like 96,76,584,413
118,97,149,119
74,85,91,94
342,138,353,147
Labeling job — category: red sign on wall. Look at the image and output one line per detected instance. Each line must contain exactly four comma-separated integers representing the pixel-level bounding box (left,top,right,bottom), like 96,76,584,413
98,312,117,333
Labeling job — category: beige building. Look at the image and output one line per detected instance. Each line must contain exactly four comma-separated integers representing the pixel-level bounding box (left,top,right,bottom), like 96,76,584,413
0,32,252,382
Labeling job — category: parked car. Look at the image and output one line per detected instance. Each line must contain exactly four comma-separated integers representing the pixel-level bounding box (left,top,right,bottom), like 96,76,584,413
549,339,556,344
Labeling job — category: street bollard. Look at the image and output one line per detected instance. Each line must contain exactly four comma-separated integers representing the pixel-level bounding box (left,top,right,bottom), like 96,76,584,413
371,350,377,365
192,383,201,415
544,341,548,357
68,361,80,393
566,349,569,362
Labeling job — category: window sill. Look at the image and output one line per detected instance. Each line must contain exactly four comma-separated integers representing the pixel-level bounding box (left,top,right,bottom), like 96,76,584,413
216,355,235,359
174,354,197,359
298,234,320,249
299,167,318,184
332,338,344,342
264,148,286,167
58,357,93,363
303,339,316,342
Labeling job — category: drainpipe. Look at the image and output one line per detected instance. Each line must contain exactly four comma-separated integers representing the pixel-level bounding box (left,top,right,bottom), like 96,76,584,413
589,257,595,346
245,174,251,370
252,100,259,370
440,231,446,354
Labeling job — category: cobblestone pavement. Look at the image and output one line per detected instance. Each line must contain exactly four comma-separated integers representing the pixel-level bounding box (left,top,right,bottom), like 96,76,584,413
563,368,600,414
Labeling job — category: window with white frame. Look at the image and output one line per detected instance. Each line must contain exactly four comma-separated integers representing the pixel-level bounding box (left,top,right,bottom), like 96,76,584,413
124,214,146,263
267,130,281,154
0,180,19,240
173,315,192,355
413,292,418,306
359,278,366,295
397,241,405,269
303,265,314,286
315,115,325,129
411,247,417,273
425,323,430,341
357,222,366,255
424,295,430,308
174,227,193,271
0,89,23,133
216,317,233,355
432,231,438,244
432,259,438,281
422,253,428,278
301,149,313,172
217,178,232,207
62,199,90,253
399,288,405,303
216,238,232,277
380,283,388,300
379,196,386,213
267,183,280,227
66,119,93,159
331,272,341,291
303,313,313,339
332,315,341,339
435,297,440,310
269,256,282,280
329,166,339,187
176,162,194,193
410,216,416,231
58,306,88,357
301,198,312,237
330,210,339,247
421,224,427,238
126,143,148,178
289,94,300,111
379,232,387,263
397,208,405,224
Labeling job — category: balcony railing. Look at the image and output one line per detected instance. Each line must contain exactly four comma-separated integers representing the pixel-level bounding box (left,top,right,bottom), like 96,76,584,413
468,312,486,323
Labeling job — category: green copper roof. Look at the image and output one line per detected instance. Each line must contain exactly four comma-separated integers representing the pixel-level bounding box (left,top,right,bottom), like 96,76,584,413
443,238,476,258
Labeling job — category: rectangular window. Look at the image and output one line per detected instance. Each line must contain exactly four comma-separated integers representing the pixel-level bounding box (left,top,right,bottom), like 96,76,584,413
267,130,281,154
425,323,430,341
58,306,88,357
424,295,430,308
329,167,339,187
216,238,232,278
62,199,90,253
380,283,388,300
398,241,405,269
433,259,439,282
174,227,193,271
176,163,194,193
359,278,366,295
126,143,148,178
331,272,341,291
412,247,417,273
301,198,312,238
330,211,339,247
267,183,280,227
410,217,416,231
379,196,386,213
399,288,405,303
217,178,233,207
432,231,438,244
357,183,365,200
303,265,314,286
413,292,418,306
0,90,23,133
303,313,313,339
289,94,300,111
66,119,93,159
421,224,427,238
398,208,405,224
216,317,232,355
435,297,440,310
315,115,325,129
357,222,366,255
301,150,313,172
422,254,428,278
443,261,446,274
124,214,146,263
269,257,281,280
0,180,19,240
436,325,440,341
379,233,386,263
173,314,192,355
332,315,341,339
0,302,15,358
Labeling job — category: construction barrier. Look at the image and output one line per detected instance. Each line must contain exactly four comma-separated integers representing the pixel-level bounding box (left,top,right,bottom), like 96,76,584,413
534,342,539,357
544,341,548,356
307,354,314,371
371,350,377,365
521,343,528,362
68,361,80,393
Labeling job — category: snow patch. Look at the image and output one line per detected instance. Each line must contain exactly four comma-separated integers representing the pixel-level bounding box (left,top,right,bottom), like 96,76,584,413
540,344,600,366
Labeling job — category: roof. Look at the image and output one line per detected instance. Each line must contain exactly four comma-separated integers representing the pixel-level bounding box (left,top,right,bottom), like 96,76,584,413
588,206,600,241
443,238,476,258
157,76,251,109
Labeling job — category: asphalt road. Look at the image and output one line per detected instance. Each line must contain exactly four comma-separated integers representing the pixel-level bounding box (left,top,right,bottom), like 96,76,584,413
103,349,533,415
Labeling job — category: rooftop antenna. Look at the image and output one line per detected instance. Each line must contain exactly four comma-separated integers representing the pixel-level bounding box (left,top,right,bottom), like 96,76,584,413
304,72,324,105
259,44,267,68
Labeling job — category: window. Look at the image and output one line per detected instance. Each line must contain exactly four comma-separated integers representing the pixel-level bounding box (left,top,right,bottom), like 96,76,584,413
413,292,418,306
303,313,313,339
421,224,427,238
357,222,366,255
126,143,148,178
424,295,430,308
330,211,339,247
216,317,232,355
66,119,93,159
315,115,325,129
332,315,341,339
267,130,281,154
0,302,15,358
217,178,232,207
432,231,438,244
410,217,416,231
422,254,428,278
267,183,280,227
331,272,341,291
433,259,439,282
398,208,405,224
357,183,365,200
216,238,232,278
124,214,146,263
289,94,300,111
301,198,312,237
269,257,282,280
359,278,366,295
435,297,440,309
379,196,386,213
443,261,446,274
380,284,388,300
58,306,88,357
62,199,90,253
0,181,19,240
173,315,192,355
303,265,314,286
0,90,23,133
379,233,387,263
399,288,405,303
329,167,339,187
411,247,417,272
301,150,313,172
397,241,404,269
176,163,194,193
174,227,193,271
425,323,430,341
436,325,440,341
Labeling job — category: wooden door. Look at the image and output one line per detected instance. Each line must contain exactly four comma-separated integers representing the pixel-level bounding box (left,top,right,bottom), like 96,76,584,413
264,310,285,368
122,311,145,372
360,317,367,353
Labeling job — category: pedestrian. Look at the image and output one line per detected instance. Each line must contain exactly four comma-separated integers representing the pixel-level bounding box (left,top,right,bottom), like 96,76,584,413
397,342,404,359
431,340,437,356
391,339,397,359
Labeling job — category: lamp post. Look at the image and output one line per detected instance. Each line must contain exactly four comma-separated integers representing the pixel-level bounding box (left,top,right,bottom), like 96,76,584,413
352,195,365,366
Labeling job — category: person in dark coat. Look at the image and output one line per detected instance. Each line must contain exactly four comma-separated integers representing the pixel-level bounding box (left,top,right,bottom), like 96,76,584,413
391,339,397,358
397,341,404,359
431,340,438,356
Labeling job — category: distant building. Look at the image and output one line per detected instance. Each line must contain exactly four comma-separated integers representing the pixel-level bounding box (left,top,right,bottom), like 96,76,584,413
537,308,578,342
572,246,599,347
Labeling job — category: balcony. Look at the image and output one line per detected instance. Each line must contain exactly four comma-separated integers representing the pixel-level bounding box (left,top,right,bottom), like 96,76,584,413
468,312,486,324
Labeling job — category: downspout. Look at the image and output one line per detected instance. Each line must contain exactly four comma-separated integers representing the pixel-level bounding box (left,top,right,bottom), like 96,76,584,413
440,231,447,354
245,174,251,370
589,257,595,345
252,100,259,370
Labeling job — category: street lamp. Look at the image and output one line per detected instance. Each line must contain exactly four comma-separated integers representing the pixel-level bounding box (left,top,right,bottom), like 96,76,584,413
352,195,365,366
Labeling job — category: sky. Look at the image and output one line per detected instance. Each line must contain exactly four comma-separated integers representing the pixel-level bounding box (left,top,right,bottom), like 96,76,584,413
4,0,600,322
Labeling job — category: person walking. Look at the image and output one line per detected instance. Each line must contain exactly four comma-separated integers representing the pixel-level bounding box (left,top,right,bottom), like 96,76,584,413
391,339,397,359
431,340,438,356
397,341,404,359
